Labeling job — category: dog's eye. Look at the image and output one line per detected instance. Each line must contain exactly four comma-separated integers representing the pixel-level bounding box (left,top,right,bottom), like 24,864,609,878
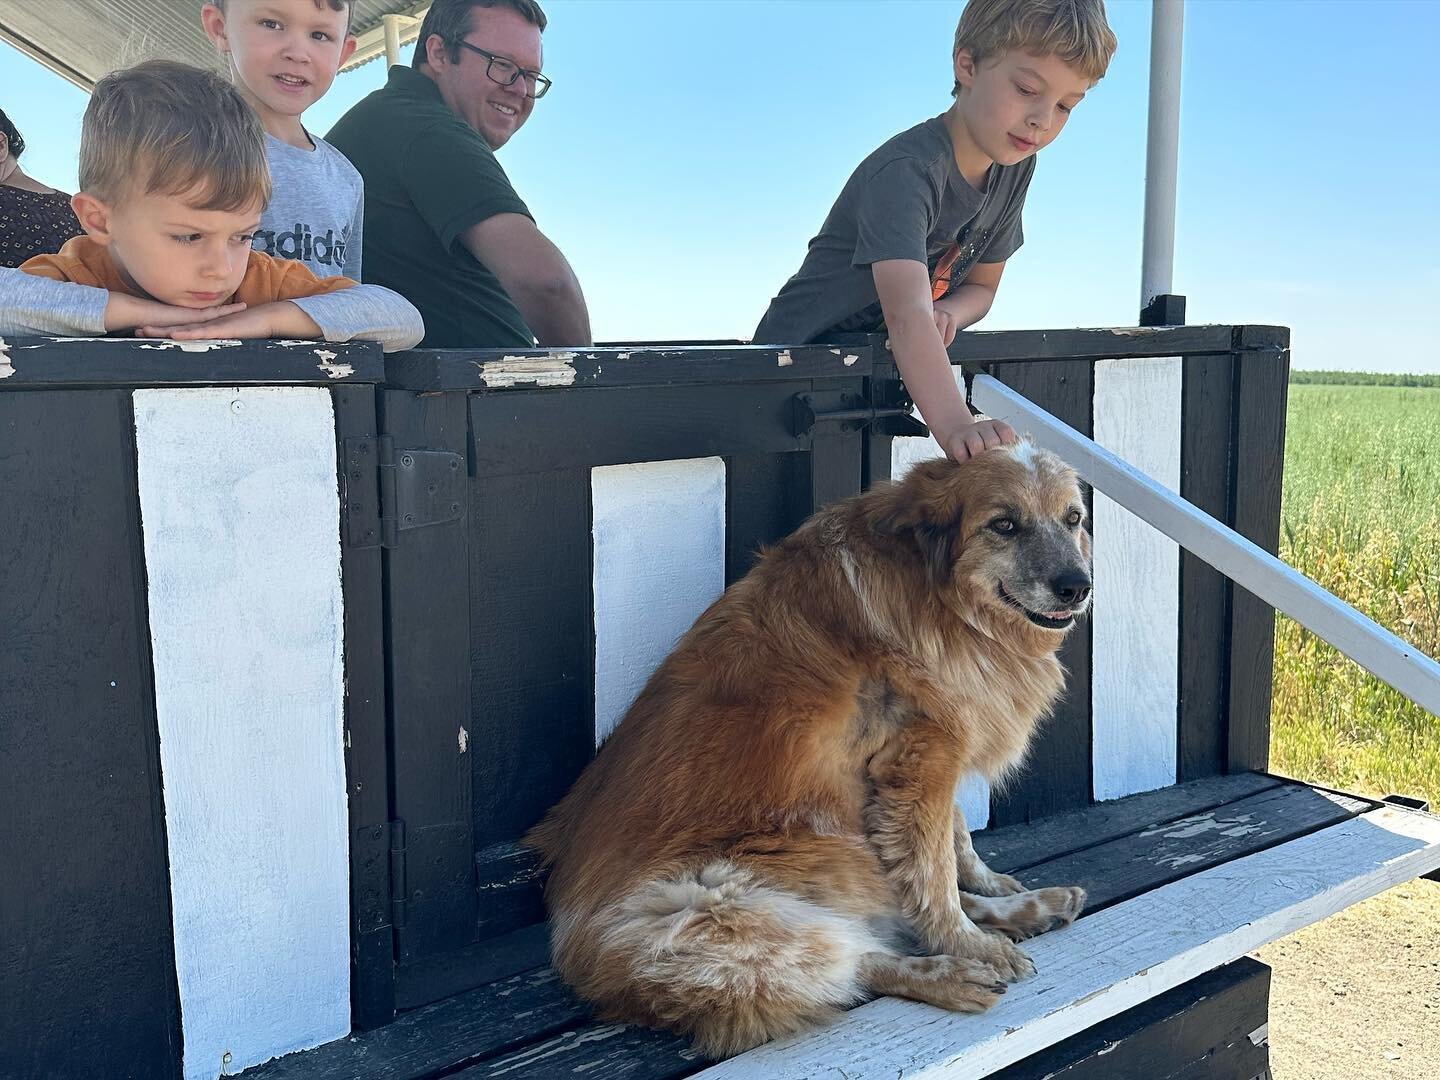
990,518,1017,535
1066,509,1083,528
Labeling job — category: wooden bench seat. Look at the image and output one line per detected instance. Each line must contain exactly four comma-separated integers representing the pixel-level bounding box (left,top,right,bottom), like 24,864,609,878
241,772,1440,1080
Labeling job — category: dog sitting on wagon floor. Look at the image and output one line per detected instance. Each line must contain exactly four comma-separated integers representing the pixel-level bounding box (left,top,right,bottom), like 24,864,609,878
526,441,1093,1056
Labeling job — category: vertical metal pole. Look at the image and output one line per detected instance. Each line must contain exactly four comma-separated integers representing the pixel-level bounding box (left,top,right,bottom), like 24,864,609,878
1141,0,1185,314
383,14,403,69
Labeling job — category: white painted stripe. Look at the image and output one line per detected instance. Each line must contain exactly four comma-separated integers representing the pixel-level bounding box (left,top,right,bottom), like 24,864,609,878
133,388,350,1080
892,389,991,831
1088,358,1182,800
592,458,726,744
697,803,1440,1079
973,374,1440,716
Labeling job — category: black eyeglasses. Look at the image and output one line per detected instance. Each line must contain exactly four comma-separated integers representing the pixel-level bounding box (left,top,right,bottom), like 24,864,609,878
454,40,552,99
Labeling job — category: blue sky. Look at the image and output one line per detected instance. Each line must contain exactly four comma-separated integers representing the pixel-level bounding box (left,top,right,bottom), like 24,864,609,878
3,0,1437,371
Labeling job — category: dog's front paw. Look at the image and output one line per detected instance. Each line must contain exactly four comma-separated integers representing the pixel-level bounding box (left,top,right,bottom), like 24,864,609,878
959,869,1026,897
947,927,1035,982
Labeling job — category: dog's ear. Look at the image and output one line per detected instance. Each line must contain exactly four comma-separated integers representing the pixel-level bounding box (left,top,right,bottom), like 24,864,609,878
871,462,965,586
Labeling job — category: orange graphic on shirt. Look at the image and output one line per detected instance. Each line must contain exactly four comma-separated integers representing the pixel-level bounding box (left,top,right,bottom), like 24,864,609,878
931,242,961,302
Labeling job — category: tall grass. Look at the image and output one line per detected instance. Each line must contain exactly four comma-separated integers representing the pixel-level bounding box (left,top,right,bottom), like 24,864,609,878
1271,384,1440,804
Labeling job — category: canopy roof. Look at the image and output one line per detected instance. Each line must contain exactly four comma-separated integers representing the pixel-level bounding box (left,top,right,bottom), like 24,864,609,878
0,1,430,91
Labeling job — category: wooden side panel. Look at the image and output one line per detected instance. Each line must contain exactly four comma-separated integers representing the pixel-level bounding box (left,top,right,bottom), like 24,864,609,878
988,957,1270,1080
987,360,1095,826
1177,354,1235,782
1227,338,1291,773
381,389,477,963
331,385,396,1030
134,387,351,1079
1090,357,1182,801
0,389,183,1080
724,451,809,585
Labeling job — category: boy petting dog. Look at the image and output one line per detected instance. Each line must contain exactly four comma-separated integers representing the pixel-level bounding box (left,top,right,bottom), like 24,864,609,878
755,0,1116,463
532,0,1116,1055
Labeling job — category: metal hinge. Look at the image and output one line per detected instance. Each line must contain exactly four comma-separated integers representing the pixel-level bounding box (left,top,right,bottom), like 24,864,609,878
791,391,929,439
389,819,408,930
342,435,465,548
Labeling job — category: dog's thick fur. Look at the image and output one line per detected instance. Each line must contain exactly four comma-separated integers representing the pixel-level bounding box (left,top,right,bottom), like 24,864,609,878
526,444,1093,1056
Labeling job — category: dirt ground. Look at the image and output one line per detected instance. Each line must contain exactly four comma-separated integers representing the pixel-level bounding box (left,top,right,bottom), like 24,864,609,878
1257,875,1440,1077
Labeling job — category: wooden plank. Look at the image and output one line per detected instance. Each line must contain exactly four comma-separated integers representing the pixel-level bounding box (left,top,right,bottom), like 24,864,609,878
0,336,382,385
946,325,1245,364
332,385,396,1030
694,803,1440,1079
384,344,871,391
985,360,1094,826
468,382,816,479
394,924,551,1012
1013,783,1372,914
1227,333,1291,773
1177,354,1235,782
969,373,1440,718
988,957,1269,1080
381,388,478,965
466,452,594,943
975,772,1283,873
452,1025,706,1080
134,387,351,1077
723,452,810,585
0,389,182,1080
1090,357,1182,801
242,965,591,1080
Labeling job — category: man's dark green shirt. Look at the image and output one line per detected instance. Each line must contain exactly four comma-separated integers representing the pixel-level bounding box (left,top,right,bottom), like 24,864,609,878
327,66,534,348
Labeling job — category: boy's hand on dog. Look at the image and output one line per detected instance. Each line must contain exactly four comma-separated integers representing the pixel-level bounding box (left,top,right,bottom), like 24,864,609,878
943,416,1019,462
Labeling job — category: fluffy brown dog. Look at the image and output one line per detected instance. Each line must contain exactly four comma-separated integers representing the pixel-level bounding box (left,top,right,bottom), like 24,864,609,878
526,443,1093,1056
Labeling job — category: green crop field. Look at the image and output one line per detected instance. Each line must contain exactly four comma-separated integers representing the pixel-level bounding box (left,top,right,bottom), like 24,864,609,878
1272,382,1440,804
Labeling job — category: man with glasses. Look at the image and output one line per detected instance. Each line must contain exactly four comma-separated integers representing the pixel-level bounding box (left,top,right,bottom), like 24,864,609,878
328,0,590,347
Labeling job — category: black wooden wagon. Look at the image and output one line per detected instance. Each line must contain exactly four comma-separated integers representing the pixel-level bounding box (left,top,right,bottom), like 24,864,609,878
3,325,1439,1080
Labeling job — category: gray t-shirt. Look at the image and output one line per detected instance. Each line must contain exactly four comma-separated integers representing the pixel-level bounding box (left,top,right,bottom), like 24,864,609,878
256,132,364,280
753,116,1034,345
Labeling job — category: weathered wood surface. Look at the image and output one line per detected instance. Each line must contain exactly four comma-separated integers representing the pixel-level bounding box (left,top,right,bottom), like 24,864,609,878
0,335,381,385
384,344,870,391
694,804,1440,1079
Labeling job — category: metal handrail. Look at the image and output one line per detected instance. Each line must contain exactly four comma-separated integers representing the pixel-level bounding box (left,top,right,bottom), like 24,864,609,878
971,373,1440,716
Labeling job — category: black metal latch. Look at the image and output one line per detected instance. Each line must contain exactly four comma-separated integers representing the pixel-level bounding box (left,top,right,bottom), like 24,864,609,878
791,391,929,439
342,435,465,548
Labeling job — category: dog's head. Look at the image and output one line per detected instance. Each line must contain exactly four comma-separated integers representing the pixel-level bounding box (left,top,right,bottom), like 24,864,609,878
876,441,1092,632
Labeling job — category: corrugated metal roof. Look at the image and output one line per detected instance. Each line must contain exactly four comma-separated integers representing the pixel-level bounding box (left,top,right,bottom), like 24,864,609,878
0,0,429,91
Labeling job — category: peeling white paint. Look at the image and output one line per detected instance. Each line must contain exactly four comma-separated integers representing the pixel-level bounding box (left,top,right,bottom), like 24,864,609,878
1249,1023,1270,1046
458,726,469,753
313,351,353,380
477,357,578,388
135,339,244,352
776,349,793,367
843,354,859,366
0,337,12,379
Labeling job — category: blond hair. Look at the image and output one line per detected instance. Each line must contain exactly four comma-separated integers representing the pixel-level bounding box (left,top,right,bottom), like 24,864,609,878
952,0,1118,95
80,60,270,211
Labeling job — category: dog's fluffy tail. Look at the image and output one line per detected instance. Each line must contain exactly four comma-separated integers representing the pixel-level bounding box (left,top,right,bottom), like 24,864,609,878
564,861,884,1057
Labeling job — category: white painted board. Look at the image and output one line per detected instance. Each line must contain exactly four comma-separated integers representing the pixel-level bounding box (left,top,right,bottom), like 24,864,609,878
1089,357,1182,800
592,458,726,743
697,804,1440,1079
133,387,350,1080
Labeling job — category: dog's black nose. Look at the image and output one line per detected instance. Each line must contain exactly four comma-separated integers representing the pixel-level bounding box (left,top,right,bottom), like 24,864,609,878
1050,571,1091,606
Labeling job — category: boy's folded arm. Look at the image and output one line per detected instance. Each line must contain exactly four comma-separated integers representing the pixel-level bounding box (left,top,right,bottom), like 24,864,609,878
288,284,425,353
0,268,108,336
